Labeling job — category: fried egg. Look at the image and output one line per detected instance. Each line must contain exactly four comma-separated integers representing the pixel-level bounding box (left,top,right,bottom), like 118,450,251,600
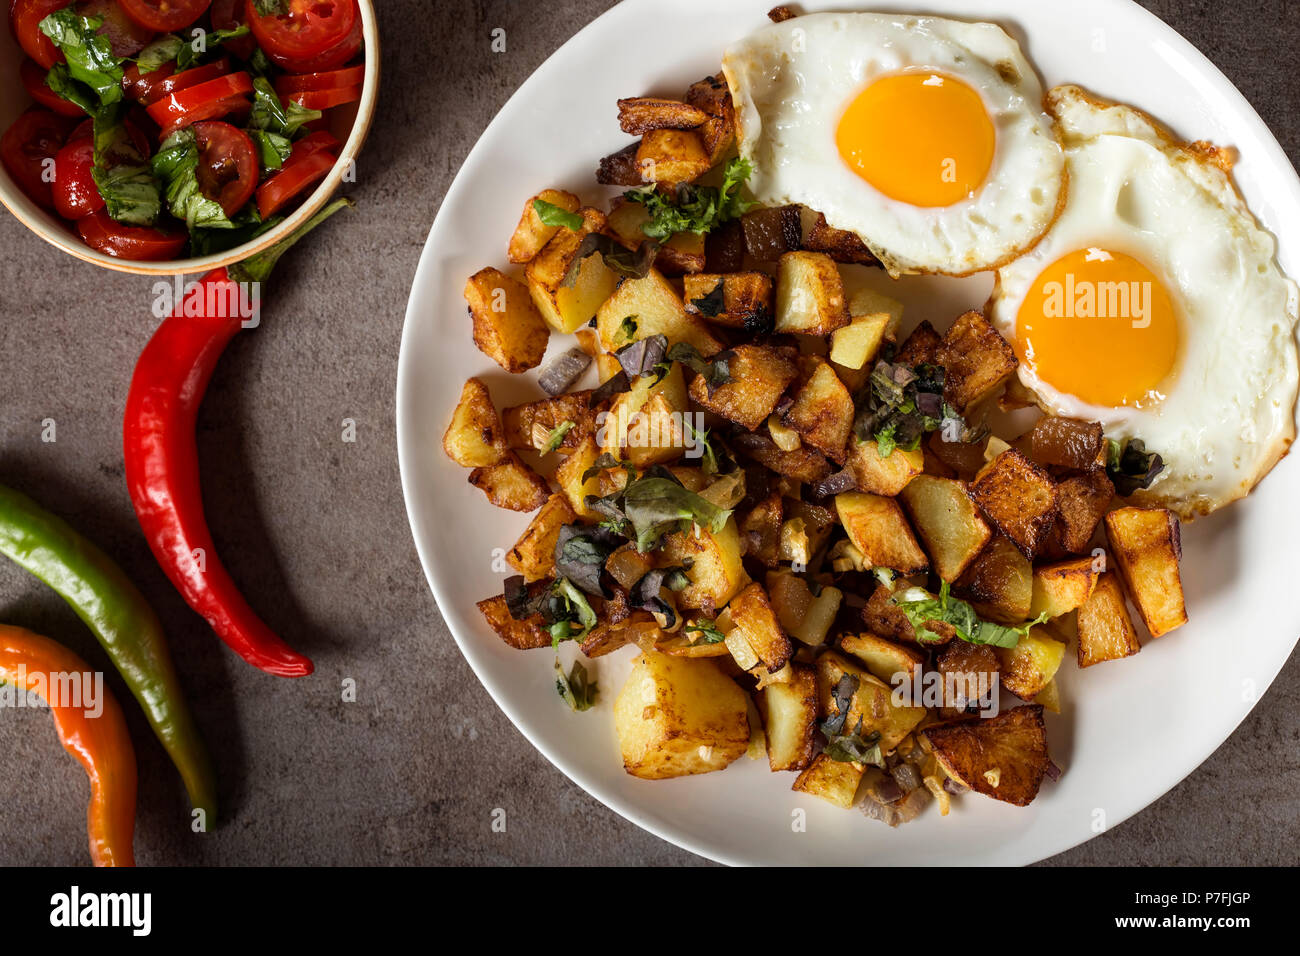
989,86,1300,518
722,12,1066,276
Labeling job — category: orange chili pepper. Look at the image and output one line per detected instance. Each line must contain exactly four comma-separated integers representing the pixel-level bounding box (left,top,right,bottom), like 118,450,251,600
0,625,138,866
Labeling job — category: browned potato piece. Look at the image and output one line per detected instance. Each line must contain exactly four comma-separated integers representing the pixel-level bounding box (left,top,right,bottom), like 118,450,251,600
728,582,793,672
525,207,619,334
935,640,1000,716
792,753,865,808
443,377,507,467
1050,469,1114,554
581,612,658,659
775,252,850,335
802,213,878,265
894,320,941,366
464,268,550,373
684,74,736,165
815,651,926,751
768,5,798,23
1076,571,1141,667
1105,507,1187,637
847,439,924,496
505,494,577,582
742,205,802,261
688,345,799,431
759,663,818,772
955,535,1032,625
782,357,854,463
927,430,989,481
476,590,553,650
922,704,1049,806
602,364,690,468
615,651,750,779
1029,417,1105,471
838,633,925,685
733,433,832,483
468,452,550,512
900,475,993,582
1029,557,1101,619
554,436,603,519
604,197,705,276
617,96,709,135
934,310,1018,412
996,625,1066,701
596,142,645,186
739,492,783,568
968,449,1058,558
659,518,749,613
501,391,597,452
682,272,774,330
596,268,724,356
636,128,711,186
507,189,581,264
834,492,928,574
862,584,937,646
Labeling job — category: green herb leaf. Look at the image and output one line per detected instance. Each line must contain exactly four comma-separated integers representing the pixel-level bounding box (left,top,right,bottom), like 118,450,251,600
44,64,98,116
1106,438,1165,496
39,9,124,107
622,476,731,553
90,111,161,226
190,208,279,257
252,0,288,14
135,35,185,73
684,619,726,644
533,199,584,231
247,129,293,171
152,128,239,230
541,420,576,454
176,23,252,70
248,76,321,138
624,156,756,241
552,578,598,647
555,658,598,712
892,581,1047,649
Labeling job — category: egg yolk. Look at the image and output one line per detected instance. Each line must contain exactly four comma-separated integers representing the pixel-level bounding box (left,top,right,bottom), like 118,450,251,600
1015,247,1180,408
836,73,995,207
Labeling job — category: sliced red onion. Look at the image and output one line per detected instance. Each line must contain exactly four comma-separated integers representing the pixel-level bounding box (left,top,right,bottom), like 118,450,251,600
810,467,856,499
539,348,592,396
874,778,906,804
890,762,922,793
1045,760,1063,782
943,777,968,795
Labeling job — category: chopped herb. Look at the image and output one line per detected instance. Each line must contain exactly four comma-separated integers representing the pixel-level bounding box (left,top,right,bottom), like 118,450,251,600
190,210,280,257
667,342,732,396
551,578,598,647
247,129,293,171
629,567,689,629
252,0,288,14
854,359,979,456
588,371,632,408
561,234,658,287
502,575,598,645
622,475,732,552
135,35,185,73
615,332,669,379
555,658,598,712
541,420,576,454
248,77,321,138
689,281,726,317
39,9,124,108
553,524,621,597
892,581,1047,648
91,113,161,226
176,24,251,69
684,619,726,644
624,156,757,241
152,128,238,229
823,725,884,766
617,315,638,344
533,199,584,231
1106,438,1165,496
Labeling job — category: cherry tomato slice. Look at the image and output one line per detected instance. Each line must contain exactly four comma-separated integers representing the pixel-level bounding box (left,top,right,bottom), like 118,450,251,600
272,7,360,73
255,148,333,219
81,0,157,57
20,58,87,116
117,0,210,33
291,129,341,159
127,57,230,106
245,0,357,70
145,71,253,137
78,208,188,260
278,84,360,111
0,108,77,209
10,0,68,69
209,0,255,59
190,120,257,217
274,64,363,95
52,136,103,220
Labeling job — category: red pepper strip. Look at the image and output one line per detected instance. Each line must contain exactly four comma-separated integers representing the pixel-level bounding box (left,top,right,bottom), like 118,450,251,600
0,625,138,866
123,198,353,678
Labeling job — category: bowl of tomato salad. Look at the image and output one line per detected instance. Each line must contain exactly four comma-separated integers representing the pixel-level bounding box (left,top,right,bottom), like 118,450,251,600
0,0,377,272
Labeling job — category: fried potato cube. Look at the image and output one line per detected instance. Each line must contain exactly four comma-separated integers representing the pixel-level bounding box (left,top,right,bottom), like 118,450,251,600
955,535,1032,625
1104,507,1187,637
834,491,928,574
740,492,783,568
792,753,865,808
684,74,736,164
815,650,926,752
617,96,709,135
476,591,552,650
1076,571,1141,667
968,449,1058,558
782,357,854,463
894,320,941,366
596,268,723,356
759,663,818,771
766,570,841,646
636,128,712,186
1048,470,1114,555
468,452,550,512
734,433,831,483
935,640,1000,715
847,438,924,496
505,494,577,582
604,197,705,276
602,363,690,467
659,517,749,612
656,231,707,276
934,310,1018,412
581,613,658,659
525,207,619,334
502,390,597,452
443,377,507,467
899,475,993,582
464,268,550,373
802,213,878,265
774,252,850,336
922,704,1049,806
1029,417,1105,471
1034,678,1061,714
554,436,603,519
996,625,1066,700
830,313,892,371
728,582,793,672
862,584,929,645
615,651,750,779
507,189,581,264
838,632,926,685
596,142,645,186
682,272,774,330
1029,557,1101,619
688,344,799,431
742,205,802,261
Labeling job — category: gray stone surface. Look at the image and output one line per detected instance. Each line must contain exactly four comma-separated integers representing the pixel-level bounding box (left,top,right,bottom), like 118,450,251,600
0,0,1296,867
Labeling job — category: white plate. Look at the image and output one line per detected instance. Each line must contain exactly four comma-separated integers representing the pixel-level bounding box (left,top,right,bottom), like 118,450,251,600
397,0,1300,865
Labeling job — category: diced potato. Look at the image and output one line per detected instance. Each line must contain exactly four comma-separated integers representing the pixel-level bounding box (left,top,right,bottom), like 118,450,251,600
774,251,850,335
596,142,643,186
759,664,818,771
935,640,1000,715
1029,557,1101,619
1049,470,1114,555
767,415,801,452
742,206,802,261
1076,571,1141,667
507,189,581,264
734,435,832,483
605,197,705,276
739,492,783,567
1029,417,1105,471
834,492,928,574
843,282,904,329
580,614,659,659
617,96,709,135
792,753,864,808
847,439,924,496
1034,678,1061,714
554,436,603,519
684,74,736,164
782,357,854,463
899,475,992,582
727,582,793,672
476,590,553,650
862,583,932,645
506,494,577,582
636,128,711,185
829,313,892,370
688,344,799,431
968,449,1058,558
838,633,925,685
934,310,1018,412
802,213,877,265
443,377,507,467
766,570,841,645
1104,506,1187,637
602,363,689,467
996,625,1066,700
468,453,551,512
657,231,707,276
525,207,620,333
595,268,723,356
815,651,927,752
681,272,774,330
615,651,750,779
502,391,597,452
955,535,1033,625
895,320,942,365
659,517,749,612
922,704,1049,806
464,268,550,373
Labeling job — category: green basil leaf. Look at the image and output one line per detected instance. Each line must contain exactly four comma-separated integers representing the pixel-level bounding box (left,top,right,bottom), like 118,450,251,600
135,35,185,73
248,76,322,138
248,129,293,171
532,199,583,231
39,9,124,107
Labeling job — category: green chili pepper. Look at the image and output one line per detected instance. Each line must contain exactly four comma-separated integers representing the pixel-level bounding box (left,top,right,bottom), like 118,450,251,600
0,483,216,823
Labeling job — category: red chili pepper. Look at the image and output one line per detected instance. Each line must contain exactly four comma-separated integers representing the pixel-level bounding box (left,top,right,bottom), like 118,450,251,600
123,198,352,678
